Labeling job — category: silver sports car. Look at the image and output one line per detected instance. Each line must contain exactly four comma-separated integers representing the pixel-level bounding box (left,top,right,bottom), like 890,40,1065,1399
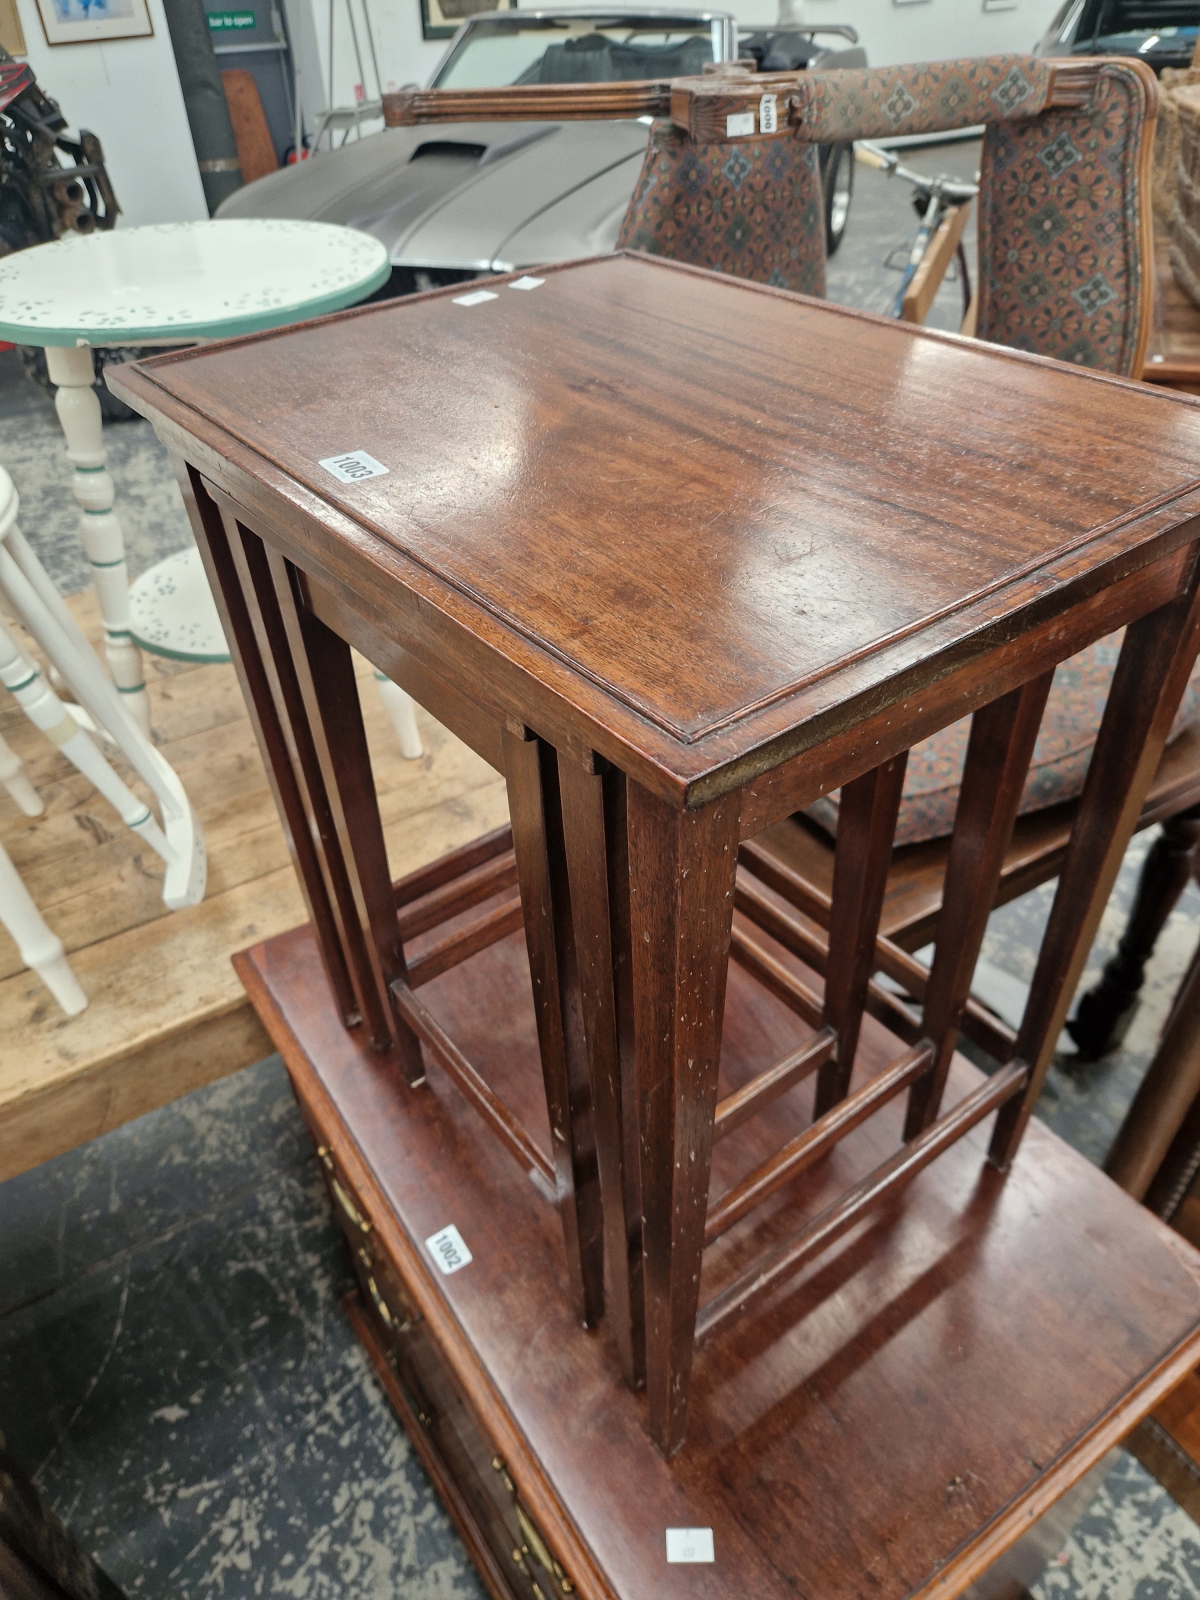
216,9,866,297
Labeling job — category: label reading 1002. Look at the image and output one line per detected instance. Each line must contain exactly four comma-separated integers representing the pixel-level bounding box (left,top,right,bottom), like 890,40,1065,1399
425,1224,473,1275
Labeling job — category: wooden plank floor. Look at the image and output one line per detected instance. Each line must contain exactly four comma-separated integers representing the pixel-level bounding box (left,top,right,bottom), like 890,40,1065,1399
0,588,508,1182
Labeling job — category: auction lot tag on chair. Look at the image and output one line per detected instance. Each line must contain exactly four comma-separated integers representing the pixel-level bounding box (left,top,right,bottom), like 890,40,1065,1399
318,449,388,483
666,1529,714,1563
426,1224,473,1275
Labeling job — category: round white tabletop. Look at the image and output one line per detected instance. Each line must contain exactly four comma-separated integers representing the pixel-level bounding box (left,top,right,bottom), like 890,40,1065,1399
0,219,390,347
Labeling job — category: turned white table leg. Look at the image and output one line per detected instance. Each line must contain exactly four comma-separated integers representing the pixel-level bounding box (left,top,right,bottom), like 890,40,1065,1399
0,730,42,816
0,840,87,1016
0,617,171,861
374,671,424,759
44,344,151,734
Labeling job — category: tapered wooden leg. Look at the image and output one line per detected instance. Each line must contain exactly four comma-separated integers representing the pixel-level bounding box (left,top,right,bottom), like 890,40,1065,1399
177,470,360,1028
1069,804,1200,1059
814,754,908,1119
905,672,1054,1138
990,574,1200,1168
559,755,643,1385
1106,938,1200,1198
628,781,740,1458
268,555,423,1080
504,730,604,1330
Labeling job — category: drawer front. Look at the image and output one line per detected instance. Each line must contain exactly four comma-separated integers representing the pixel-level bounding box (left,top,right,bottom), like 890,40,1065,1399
309,1134,574,1600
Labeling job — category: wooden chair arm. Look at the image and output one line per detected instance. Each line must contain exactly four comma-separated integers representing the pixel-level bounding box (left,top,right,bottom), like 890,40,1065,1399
901,201,971,326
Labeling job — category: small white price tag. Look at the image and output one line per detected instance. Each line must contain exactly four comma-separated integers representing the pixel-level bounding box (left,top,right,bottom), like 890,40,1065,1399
725,111,755,138
318,449,388,484
759,93,778,134
509,275,545,290
453,288,499,306
425,1224,473,1275
666,1529,714,1564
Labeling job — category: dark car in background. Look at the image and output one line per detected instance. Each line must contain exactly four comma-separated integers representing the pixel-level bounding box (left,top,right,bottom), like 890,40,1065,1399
1035,0,1200,73
216,9,866,298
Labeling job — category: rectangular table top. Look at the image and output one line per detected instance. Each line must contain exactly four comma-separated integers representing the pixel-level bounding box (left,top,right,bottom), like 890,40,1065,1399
113,253,1200,801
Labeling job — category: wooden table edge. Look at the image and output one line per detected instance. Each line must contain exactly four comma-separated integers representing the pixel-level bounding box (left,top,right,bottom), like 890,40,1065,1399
914,1317,1200,1596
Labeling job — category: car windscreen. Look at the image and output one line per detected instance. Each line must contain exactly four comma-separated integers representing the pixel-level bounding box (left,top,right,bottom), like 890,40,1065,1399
432,17,717,88
1071,0,1199,60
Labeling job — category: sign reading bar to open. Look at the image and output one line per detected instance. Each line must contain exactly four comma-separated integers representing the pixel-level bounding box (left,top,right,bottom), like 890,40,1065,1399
207,10,256,28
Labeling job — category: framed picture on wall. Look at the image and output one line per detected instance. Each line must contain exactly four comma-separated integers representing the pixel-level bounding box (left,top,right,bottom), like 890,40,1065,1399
0,0,27,54
421,0,514,43
34,0,152,45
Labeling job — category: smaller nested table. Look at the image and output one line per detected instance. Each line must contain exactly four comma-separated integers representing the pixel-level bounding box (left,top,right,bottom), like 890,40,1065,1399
0,220,390,728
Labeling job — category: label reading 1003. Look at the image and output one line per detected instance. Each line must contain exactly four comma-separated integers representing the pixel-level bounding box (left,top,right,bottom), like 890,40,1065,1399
425,1224,473,1275
318,449,389,484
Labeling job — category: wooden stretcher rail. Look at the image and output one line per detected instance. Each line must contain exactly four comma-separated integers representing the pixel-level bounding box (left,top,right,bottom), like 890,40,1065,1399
393,823,514,907
390,978,556,1197
729,924,825,1028
737,843,1018,1063
704,1042,933,1244
734,875,923,1049
407,895,525,989
397,850,518,941
713,1028,836,1143
695,1062,1026,1344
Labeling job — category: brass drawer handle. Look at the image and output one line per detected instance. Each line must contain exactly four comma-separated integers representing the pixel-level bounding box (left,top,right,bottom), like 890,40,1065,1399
359,1249,417,1334
516,1503,573,1594
317,1149,372,1235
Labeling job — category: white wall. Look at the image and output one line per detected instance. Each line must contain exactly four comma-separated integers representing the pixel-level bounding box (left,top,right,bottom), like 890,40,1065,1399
12,0,207,225
247,0,1070,168
780,0,1065,65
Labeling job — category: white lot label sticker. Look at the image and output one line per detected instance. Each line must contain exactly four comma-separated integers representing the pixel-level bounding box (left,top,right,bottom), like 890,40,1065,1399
725,111,755,137
453,288,499,306
509,275,545,290
759,93,778,134
425,1224,473,1275
318,450,388,484
666,1529,714,1564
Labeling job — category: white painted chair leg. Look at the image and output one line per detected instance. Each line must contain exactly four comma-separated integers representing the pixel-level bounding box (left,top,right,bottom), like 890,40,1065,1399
374,671,424,759
0,470,206,908
0,840,87,1015
0,617,170,860
0,729,42,816
43,344,151,735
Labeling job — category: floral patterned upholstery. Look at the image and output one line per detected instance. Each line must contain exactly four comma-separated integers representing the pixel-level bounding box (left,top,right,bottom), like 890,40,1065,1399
793,55,1051,144
805,636,1200,849
975,62,1154,375
616,121,827,296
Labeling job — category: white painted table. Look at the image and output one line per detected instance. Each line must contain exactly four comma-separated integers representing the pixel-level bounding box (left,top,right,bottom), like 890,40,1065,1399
0,220,391,728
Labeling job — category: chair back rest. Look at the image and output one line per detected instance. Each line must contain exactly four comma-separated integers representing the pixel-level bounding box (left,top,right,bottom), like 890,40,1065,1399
388,56,1157,374
615,120,827,297
974,61,1157,374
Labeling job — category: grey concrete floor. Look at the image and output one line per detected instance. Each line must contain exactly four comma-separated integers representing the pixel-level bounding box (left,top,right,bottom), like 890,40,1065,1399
2,157,1200,1597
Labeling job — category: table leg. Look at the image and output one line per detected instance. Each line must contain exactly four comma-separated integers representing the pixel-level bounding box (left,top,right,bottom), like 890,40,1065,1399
990,569,1200,1168
0,839,87,1017
903,672,1053,1139
44,345,149,734
504,731,604,1330
814,755,908,1119
559,756,644,1386
628,780,740,1458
